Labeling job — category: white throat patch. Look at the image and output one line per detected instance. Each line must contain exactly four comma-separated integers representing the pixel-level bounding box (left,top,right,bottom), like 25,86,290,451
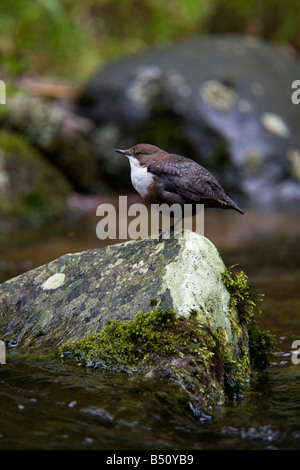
127,156,153,198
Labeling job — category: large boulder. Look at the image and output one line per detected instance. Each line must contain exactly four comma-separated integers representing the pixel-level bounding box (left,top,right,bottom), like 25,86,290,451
0,231,239,349
0,230,273,416
77,34,300,210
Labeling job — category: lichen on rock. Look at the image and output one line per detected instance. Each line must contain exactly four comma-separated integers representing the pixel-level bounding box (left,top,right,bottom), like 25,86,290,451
199,80,237,112
0,230,275,417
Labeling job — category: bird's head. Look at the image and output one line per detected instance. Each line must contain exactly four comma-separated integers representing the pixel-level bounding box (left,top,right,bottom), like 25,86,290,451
115,144,162,162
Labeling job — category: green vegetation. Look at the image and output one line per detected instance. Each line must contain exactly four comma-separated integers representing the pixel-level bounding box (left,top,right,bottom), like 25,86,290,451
222,266,276,370
248,323,276,371
223,266,264,324
60,308,212,371
60,265,275,411
1,0,300,81
209,0,300,48
0,130,71,229
60,307,245,411
0,0,209,80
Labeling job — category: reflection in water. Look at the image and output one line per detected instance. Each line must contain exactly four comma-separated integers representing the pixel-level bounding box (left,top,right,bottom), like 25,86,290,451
0,195,300,449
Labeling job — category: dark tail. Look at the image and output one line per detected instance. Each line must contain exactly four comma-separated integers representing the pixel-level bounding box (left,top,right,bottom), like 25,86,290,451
229,201,245,215
234,206,245,215
224,195,245,215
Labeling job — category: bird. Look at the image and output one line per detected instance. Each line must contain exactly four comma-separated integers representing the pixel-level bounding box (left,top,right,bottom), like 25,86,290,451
115,144,244,218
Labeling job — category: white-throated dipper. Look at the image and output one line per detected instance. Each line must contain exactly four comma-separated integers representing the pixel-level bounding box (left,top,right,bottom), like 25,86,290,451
115,144,244,215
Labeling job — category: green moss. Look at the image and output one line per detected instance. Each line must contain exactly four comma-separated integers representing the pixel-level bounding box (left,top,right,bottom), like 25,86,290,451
60,306,251,413
222,266,264,324
248,323,276,371
61,308,203,370
0,130,72,229
222,266,276,370
59,266,275,413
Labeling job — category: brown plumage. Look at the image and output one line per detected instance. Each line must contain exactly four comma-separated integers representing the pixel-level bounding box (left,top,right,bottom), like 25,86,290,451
115,144,244,215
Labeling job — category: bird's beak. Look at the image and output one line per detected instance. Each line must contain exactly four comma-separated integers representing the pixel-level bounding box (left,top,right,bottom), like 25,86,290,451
115,149,127,156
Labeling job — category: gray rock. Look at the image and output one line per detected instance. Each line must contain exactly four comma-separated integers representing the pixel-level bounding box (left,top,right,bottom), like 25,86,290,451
77,34,300,210
0,231,239,353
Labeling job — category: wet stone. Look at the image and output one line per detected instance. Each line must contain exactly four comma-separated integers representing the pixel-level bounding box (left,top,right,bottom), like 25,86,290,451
0,231,239,352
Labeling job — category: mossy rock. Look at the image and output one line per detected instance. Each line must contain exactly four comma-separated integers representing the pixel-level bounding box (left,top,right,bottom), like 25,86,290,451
2,95,112,193
0,231,243,351
60,307,250,416
0,130,72,231
0,230,275,417
59,267,275,416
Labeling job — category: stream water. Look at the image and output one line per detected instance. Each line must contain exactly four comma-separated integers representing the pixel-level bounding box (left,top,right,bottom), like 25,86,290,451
0,202,300,450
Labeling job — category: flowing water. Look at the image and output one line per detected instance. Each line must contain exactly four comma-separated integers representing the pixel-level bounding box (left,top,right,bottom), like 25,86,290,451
0,201,300,450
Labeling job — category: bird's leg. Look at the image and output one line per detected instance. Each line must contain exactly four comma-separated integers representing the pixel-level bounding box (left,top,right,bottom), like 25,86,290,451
156,218,180,242
156,228,163,242
170,217,184,238
156,227,168,242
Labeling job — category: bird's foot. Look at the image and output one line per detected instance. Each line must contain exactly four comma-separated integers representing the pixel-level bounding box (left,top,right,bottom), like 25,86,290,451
155,225,176,242
156,228,165,242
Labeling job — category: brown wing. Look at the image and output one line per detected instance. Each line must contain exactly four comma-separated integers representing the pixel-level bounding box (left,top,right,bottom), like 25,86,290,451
148,156,244,213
